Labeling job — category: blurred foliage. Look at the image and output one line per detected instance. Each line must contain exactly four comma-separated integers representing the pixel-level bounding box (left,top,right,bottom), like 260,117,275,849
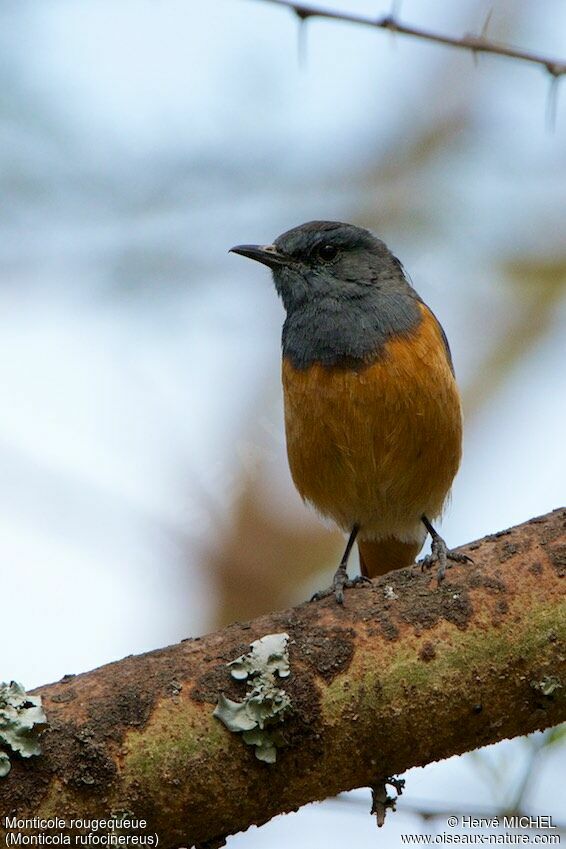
466,255,566,411
468,727,566,816
206,475,341,626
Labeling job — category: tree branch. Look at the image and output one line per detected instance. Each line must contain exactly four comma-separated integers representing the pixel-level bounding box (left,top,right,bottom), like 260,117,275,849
257,0,566,78
1,509,565,848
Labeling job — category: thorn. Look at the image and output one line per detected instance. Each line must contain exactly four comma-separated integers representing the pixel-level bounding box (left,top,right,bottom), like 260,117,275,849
380,9,399,49
480,6,494,40
296,14,308,68
390,0,402,18
545,73,561,132
470,5,493,68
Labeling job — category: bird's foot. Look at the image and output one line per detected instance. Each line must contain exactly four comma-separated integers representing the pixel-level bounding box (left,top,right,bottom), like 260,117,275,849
419,536,473,583
311,567,372,605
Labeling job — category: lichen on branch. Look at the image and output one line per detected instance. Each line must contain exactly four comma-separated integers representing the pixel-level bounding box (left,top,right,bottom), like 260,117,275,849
0,509,564,849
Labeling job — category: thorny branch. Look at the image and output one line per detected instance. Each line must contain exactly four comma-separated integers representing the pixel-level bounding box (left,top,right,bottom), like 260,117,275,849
256,0,566,78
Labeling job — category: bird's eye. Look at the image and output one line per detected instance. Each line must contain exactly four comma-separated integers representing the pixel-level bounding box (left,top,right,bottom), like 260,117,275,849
317,244,338,261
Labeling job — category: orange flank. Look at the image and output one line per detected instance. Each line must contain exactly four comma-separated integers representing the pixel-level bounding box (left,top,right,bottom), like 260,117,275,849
282,303,462,576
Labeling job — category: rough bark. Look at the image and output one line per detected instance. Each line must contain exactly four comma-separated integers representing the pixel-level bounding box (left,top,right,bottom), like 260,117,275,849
1,509,565,848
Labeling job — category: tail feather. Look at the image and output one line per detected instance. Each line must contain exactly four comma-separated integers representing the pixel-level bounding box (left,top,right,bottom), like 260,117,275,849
358,537,421,579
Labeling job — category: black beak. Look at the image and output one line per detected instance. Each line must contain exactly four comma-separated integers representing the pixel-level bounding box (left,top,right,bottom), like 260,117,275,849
229,244,288,269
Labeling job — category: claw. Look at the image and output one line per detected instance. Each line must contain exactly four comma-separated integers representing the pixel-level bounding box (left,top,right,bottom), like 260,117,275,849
420,538,473,583
310,524,372,604
420,515,473,582
311,569,371,605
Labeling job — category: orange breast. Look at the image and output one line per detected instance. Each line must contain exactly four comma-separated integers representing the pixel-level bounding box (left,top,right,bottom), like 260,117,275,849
282,303,462,543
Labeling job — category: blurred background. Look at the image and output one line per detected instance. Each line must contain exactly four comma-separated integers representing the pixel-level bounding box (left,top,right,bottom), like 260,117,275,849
1,0,565,844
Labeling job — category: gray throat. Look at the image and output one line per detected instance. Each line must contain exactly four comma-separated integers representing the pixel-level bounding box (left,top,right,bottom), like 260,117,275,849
281,291,423,369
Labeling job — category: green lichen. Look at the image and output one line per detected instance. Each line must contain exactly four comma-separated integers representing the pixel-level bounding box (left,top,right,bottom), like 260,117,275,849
321,599,566,730
0,681,47,777
214,632,291,763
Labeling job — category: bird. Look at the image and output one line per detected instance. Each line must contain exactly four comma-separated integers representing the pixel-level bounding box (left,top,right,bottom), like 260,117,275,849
230,220,469,603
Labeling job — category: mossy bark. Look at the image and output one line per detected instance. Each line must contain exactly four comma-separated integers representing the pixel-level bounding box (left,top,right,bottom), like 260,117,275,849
1,509,564,848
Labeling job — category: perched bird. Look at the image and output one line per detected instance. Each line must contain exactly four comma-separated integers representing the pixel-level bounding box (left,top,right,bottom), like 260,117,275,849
231,221,469,603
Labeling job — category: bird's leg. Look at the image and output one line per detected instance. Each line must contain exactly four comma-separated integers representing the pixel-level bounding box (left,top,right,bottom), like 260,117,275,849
419,515,473,582
311,524,371,604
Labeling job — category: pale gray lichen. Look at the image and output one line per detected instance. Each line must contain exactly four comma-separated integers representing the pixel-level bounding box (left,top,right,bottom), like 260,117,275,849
531,675,562,697
110,811,137,833
0,751,11,778
214,632,291,763
0,681,47,777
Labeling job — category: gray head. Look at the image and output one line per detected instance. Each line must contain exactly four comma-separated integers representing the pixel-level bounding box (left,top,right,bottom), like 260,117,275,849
230,220,428,369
